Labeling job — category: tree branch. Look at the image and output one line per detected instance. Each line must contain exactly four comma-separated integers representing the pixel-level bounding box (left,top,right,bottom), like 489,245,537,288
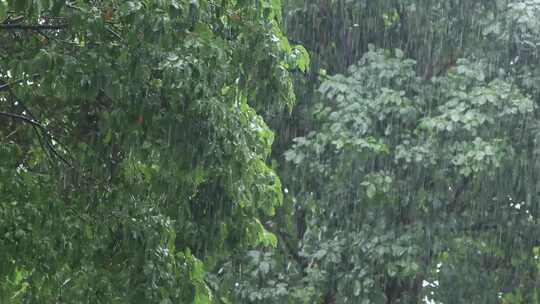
0,111,42,128
0,23,68,30
0,111,72,167
0,77,29,92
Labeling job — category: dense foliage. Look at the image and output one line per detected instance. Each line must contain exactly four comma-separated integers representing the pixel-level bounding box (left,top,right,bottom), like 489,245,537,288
4,0,540,303
0,0,307,303
237,1,540,303
285,48,537,303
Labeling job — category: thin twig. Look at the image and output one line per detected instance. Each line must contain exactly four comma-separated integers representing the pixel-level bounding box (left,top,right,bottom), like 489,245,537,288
0,78,26,91
0,74,40,91
3,128,18,140
106,27,124,43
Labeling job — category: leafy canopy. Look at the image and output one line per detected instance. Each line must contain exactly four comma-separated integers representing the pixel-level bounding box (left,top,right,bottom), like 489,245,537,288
0,0,307,303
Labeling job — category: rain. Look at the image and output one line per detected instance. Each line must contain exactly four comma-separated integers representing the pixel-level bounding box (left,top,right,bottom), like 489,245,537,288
1,1,540,303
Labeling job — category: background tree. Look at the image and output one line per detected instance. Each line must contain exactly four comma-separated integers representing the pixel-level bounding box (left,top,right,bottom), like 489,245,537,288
233,1,540,303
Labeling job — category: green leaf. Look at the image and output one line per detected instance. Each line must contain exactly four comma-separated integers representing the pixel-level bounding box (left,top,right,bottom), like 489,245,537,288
254,219,278,248
193,285,212,304
366,184,376,199
292,45,310,73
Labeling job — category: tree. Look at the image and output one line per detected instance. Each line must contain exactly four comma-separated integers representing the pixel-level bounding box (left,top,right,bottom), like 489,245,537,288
286,47,536,303
235,1,540,303
0,0,307,303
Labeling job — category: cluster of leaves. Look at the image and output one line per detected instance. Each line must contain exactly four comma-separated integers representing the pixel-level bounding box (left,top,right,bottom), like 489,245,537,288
0,0,307,303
